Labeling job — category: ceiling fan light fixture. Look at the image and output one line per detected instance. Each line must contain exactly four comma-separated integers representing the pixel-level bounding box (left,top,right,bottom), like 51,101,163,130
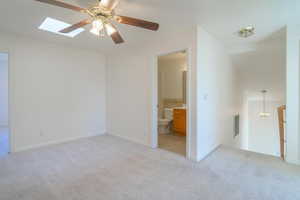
105,23,117,36
34,0,160,44
90,19,104,36
90,27,100,36
99,0,120,10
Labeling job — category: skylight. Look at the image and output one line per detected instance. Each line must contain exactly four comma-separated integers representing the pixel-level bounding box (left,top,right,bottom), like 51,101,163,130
39,17,84,38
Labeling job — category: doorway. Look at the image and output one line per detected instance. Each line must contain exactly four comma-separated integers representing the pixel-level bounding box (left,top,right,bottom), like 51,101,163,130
0,52,9,157
155,50,189,157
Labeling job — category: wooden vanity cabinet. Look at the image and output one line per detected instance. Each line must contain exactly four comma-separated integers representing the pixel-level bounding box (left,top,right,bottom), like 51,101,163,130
173,109,186,136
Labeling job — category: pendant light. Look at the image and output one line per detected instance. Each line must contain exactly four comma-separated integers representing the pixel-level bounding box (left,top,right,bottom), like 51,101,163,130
259,90,270,118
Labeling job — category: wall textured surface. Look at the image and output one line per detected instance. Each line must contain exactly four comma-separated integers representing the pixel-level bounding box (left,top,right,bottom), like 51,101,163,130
0,32,107,152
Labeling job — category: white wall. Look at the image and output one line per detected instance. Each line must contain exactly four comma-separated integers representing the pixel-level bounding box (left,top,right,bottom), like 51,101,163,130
239,94,249,149
286,24,300,165
107,52,152,146
0,32,107,152
107,26,238,161
197,27,236,160
0,55,8,127
247,100,282,156
107,27,198,160
233,47,286,102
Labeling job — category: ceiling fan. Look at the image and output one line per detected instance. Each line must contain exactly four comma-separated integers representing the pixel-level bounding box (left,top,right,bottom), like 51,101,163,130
34,0,160,44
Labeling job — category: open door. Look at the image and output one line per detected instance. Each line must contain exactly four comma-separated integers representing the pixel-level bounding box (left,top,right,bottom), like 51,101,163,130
277,105,286,160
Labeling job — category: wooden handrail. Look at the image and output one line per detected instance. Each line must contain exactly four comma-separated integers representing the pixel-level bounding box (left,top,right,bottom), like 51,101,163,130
277,105,286,160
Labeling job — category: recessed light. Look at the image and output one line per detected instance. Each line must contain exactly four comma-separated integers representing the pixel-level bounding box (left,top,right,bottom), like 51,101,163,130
238,26,255,38
38,17,85,38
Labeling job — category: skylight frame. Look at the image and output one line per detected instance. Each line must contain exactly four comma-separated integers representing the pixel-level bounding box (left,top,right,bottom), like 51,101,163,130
38,17,85,38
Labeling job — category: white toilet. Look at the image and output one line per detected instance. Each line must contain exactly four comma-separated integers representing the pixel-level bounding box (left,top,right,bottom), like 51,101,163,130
158,108,173,134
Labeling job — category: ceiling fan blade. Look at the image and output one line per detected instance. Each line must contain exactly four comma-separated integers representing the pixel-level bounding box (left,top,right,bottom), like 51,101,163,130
34,0,86,12
109,25,124,44
100,0,120,11
111,31,124,44
115,16,159,31
59,19,91,33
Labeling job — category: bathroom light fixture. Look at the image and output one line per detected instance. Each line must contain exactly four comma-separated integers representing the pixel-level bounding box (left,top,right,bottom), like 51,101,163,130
259,90,270,118
238,26,255,38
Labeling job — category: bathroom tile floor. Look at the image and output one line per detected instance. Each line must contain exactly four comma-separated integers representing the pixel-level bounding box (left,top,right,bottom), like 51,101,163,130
158,133,186,156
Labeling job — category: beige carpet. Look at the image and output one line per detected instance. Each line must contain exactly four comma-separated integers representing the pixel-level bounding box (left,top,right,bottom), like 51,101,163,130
158,134,186,156
0,135,300,200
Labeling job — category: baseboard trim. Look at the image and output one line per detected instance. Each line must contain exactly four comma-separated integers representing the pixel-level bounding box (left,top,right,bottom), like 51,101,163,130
108,132,149,147
197,144,221,162
286,158,300,166
13,131,107,153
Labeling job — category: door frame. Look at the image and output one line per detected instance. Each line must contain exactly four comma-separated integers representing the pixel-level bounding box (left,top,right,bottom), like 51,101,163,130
150,48,192,159
0,51,12,154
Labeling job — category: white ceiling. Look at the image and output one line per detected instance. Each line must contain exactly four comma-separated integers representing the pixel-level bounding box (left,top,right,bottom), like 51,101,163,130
0,0,298,53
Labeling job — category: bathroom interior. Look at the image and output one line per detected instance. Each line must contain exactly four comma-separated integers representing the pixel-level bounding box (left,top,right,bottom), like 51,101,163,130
157,50,187,156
